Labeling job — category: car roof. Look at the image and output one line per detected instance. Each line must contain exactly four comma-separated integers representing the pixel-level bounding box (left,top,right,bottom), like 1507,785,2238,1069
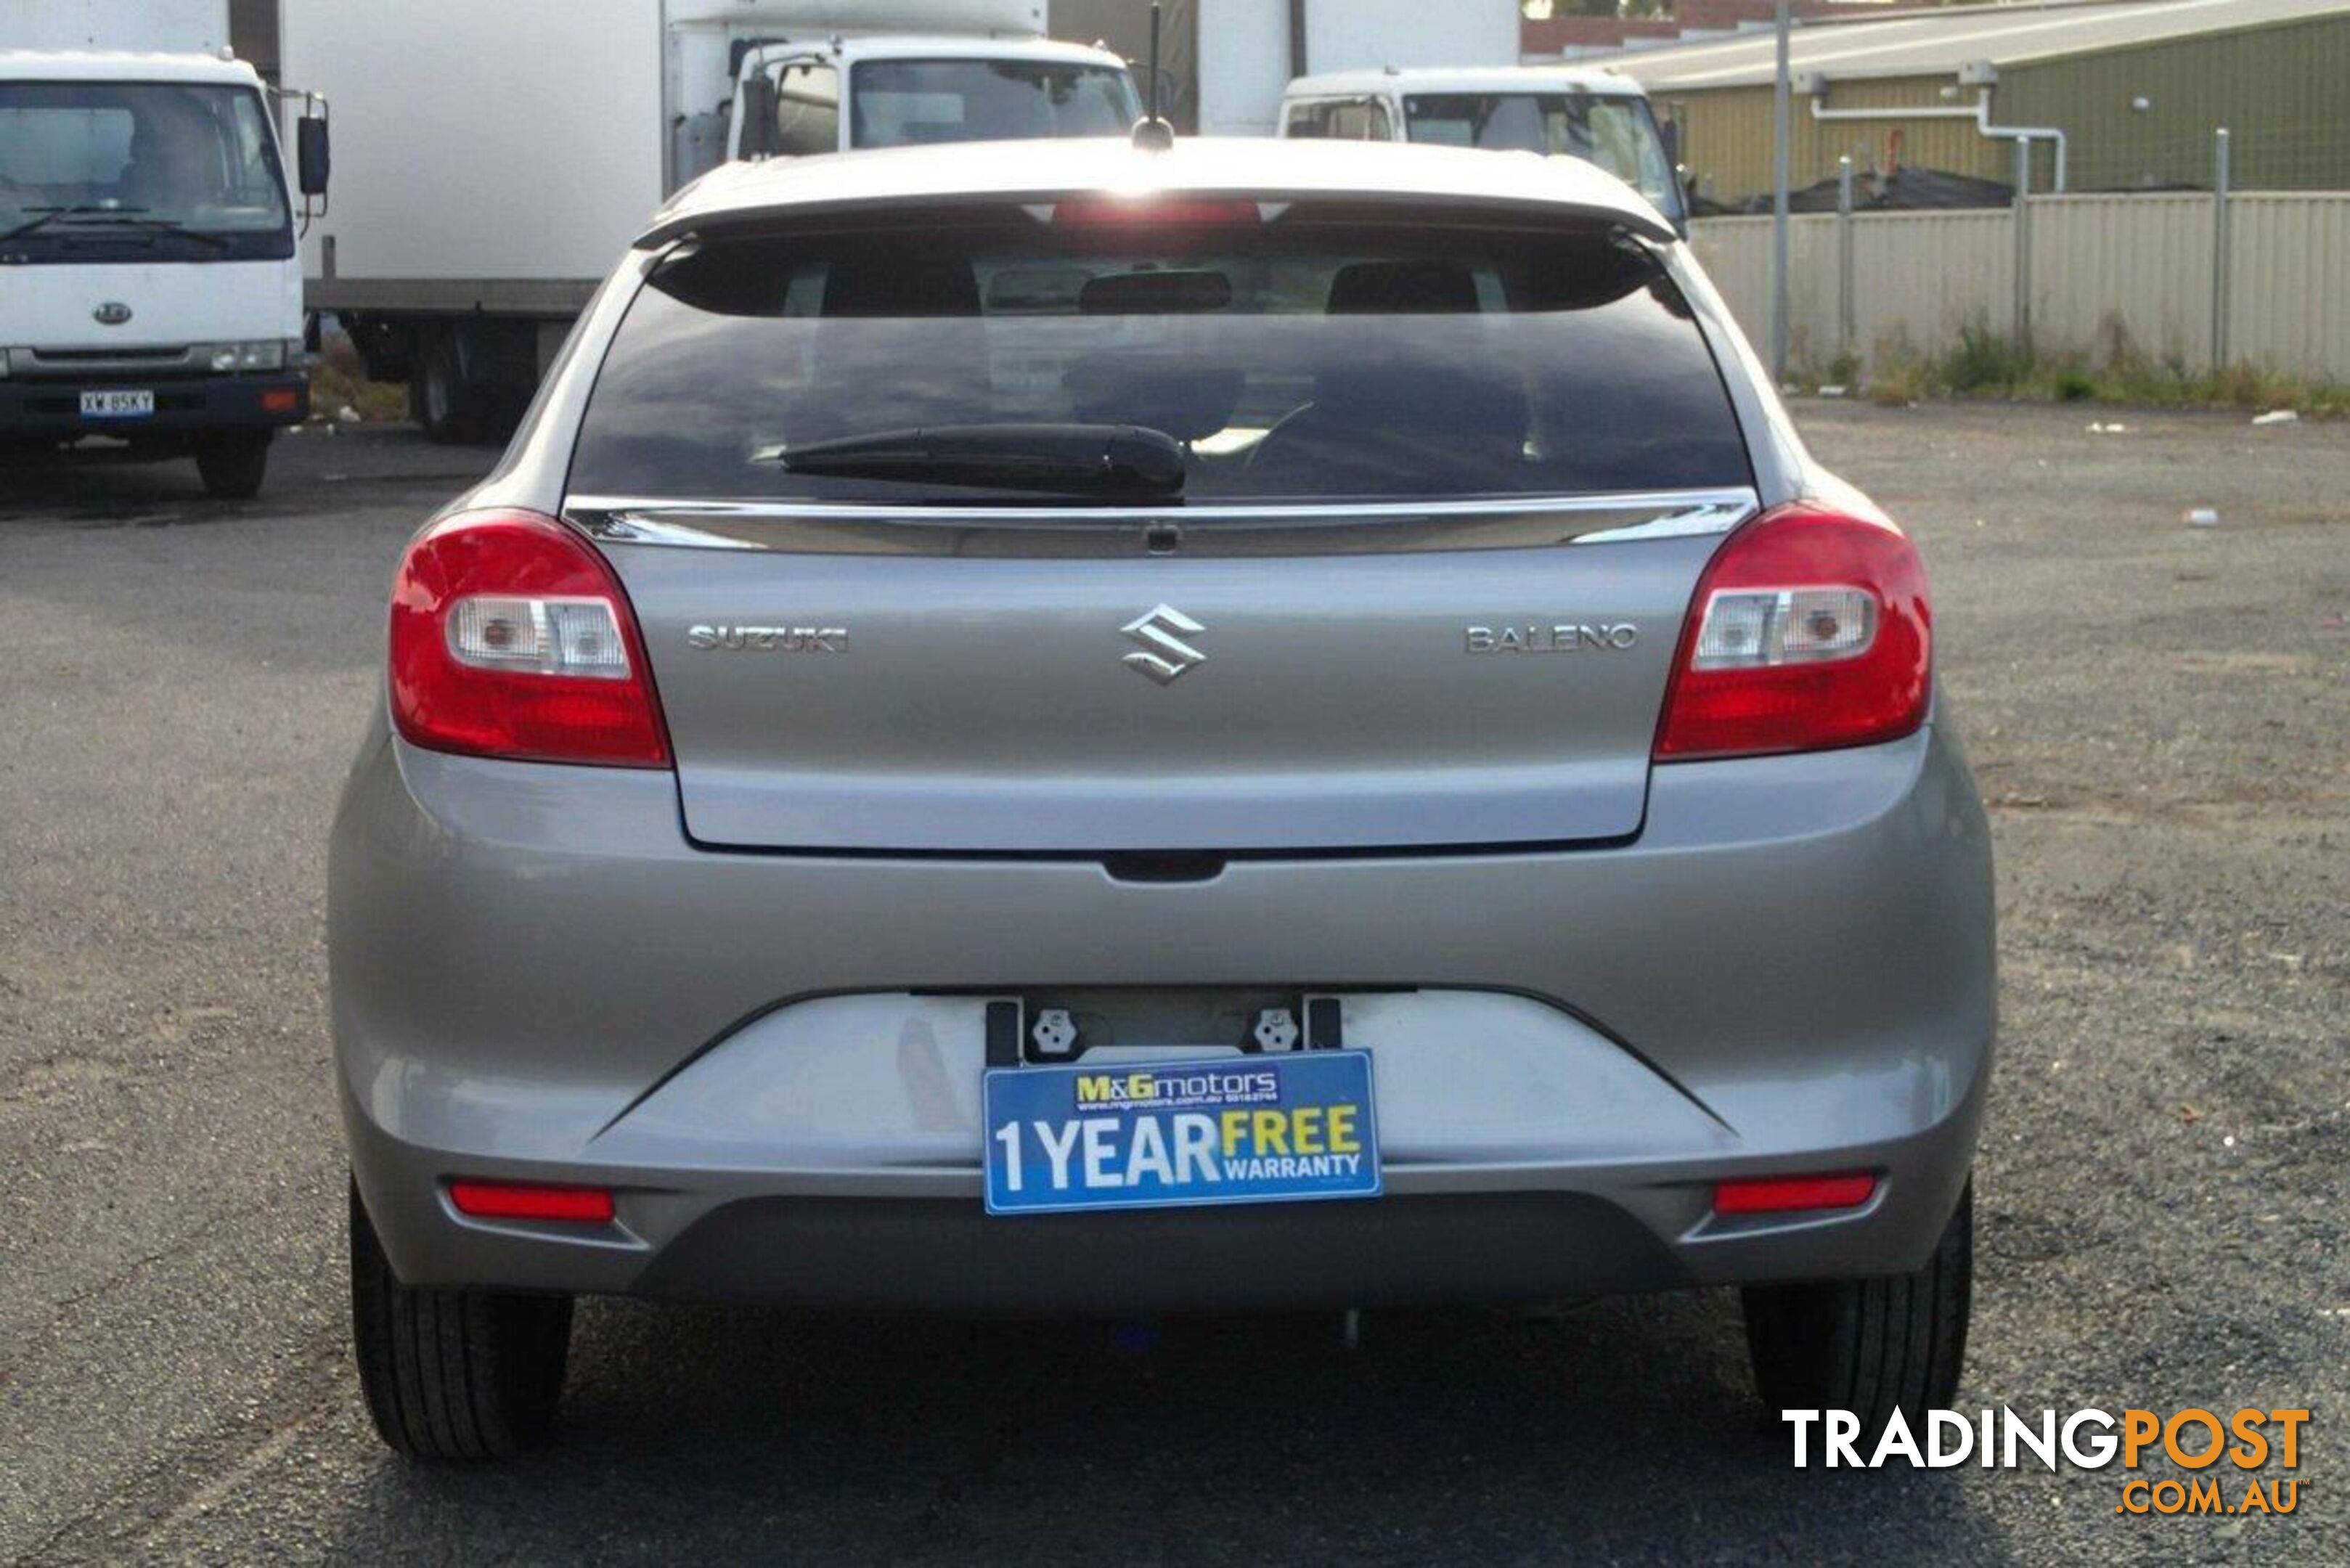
641,135,1676,248
0,49,262,86
1283,65,1647,99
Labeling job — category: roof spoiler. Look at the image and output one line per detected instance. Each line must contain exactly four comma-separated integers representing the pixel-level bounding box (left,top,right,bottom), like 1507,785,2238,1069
635,189,1679,252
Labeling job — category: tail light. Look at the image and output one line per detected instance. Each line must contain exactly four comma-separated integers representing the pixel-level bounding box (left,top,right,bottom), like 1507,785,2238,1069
1654,503,1931,761
389,507,670,767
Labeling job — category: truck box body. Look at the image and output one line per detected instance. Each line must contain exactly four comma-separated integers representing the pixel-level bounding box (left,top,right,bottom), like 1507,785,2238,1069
277,0,1137,442
1182,0,1522,136
282,0,664,318
5,0,231,54
282,0,1066,314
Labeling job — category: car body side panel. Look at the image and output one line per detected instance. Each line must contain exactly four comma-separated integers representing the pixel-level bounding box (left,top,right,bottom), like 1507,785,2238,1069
1662,245,1812,506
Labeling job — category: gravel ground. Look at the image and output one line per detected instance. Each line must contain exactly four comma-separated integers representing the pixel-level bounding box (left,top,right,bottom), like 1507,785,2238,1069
1,404,2343,1564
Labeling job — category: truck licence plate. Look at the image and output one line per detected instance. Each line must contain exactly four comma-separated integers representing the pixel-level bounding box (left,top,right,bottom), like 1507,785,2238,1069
983,1050,1381,1216
80,390,155,420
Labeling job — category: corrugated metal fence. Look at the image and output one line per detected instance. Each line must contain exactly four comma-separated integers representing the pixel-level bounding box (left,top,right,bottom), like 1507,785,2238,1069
1689,192,2350,382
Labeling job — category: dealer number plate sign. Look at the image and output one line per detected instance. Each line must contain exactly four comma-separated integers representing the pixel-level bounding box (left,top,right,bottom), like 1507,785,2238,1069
984,1051,1382,1216
80,390,154,419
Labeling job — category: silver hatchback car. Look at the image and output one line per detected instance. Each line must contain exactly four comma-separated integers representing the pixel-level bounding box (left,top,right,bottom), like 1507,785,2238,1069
330,137,1994,1458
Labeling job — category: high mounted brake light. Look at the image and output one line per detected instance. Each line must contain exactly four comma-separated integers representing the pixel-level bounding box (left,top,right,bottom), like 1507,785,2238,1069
1045,197,1272,226
389,508,671,767
1654,503,1932,761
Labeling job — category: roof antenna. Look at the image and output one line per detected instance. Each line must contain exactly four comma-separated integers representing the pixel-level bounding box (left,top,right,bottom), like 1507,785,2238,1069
1131,1,1175,152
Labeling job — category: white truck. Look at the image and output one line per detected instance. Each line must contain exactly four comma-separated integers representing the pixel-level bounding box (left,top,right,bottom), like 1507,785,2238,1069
280,0,1142,443
1130,0,1523,139
1278,65,1689,233
1,1,330,497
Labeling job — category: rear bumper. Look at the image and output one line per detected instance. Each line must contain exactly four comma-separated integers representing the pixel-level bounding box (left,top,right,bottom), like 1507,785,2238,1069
0,371,306,442
343,1083,1984,1313
331,719,1996,1310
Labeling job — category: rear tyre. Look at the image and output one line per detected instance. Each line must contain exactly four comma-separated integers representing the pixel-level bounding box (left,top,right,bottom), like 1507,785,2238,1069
412,330,500,445
194,432,272,499
348,1180,574,1459
1740,1179,1972,1435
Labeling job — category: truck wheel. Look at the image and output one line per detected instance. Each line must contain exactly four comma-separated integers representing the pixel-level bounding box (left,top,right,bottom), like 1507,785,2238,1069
194,433,273,499
414,331,499,445
1741,1179,1972,1436
348,1180,573,1459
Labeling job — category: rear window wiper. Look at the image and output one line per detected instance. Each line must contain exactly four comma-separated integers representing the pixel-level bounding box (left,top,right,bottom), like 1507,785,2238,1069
757,422,1186,499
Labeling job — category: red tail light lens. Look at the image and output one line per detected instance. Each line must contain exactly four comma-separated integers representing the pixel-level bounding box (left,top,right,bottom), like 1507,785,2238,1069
1654,503,1931,761
389,508,671,767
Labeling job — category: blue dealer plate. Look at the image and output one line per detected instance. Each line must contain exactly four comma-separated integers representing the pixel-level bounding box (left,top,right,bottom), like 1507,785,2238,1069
984,1051,1382,1216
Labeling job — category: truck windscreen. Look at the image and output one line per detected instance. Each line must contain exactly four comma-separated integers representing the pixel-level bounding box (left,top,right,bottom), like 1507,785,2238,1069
850,60,1140,150
1403,94,1683,228
0,81,291,258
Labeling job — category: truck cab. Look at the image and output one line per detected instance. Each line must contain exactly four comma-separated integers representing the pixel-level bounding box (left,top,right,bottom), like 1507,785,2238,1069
725,35,1141,168
0,48,324,497
1279,66,1686,234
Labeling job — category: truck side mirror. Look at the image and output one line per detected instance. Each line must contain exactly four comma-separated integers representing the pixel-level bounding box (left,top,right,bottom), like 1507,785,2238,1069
738,77,777,158
297,115,330,197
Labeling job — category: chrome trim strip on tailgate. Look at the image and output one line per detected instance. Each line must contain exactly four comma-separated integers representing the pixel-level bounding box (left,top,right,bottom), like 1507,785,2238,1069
563,489,1759,558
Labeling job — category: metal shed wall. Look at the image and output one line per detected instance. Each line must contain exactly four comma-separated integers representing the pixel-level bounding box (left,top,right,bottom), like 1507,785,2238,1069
1999,12,2350,190
1662,74,2009,205
1660,9,2350,203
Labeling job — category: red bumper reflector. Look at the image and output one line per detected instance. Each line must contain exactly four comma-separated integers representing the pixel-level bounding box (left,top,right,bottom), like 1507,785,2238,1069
261,388,300,412
1714,1173,1877,1215
448,1180,615,1223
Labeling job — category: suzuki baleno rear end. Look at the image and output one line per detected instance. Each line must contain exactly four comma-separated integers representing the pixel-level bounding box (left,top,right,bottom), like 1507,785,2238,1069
329,139,1994,1458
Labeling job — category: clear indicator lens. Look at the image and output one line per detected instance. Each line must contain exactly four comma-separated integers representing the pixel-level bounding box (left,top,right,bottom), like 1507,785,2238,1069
1694,587,1877,669
447,595,630,679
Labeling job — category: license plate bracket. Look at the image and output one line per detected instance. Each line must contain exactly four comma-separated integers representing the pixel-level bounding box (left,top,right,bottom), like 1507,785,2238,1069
983,1050,1382,1216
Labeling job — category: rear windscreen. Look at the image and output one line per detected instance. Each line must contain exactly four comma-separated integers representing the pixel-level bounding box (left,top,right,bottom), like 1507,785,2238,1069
569,219,1752,505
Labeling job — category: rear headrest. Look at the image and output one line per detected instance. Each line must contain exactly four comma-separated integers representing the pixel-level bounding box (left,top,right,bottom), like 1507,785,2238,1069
1325,260,1482,315
821,253,982,317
